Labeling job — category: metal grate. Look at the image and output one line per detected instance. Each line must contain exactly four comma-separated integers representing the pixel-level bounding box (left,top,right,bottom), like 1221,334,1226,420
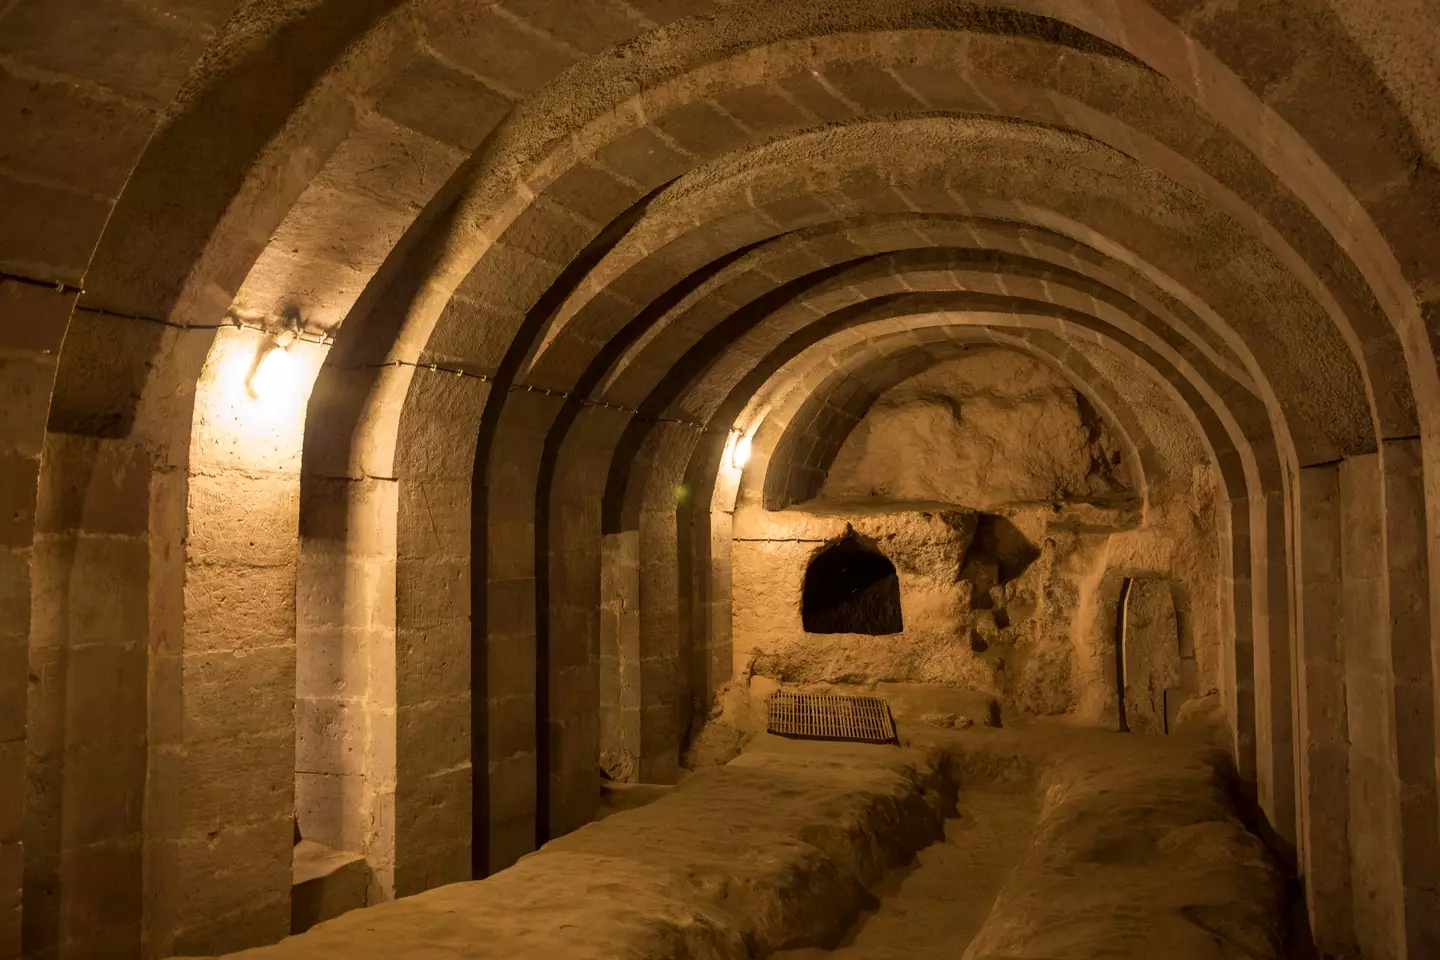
766,692,898,744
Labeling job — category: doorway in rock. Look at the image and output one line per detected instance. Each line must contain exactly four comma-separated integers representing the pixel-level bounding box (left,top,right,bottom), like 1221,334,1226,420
802,538,903,634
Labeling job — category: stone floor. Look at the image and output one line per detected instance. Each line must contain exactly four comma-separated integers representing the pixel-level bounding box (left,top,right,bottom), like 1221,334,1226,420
210,723,1287,960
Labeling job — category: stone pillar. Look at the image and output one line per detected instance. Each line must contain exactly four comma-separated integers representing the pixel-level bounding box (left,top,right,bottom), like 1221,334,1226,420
599,531,641,782
143,328,323,956
1377,440,1440,957
1294,463,1354,954
638,511,682,785
544,404,620,837
1252,489,1296,847
475,387,562,875
1340,452,1406,960
0,281,72,959
390,368,487,888
26,434,151,959
295,474,398,904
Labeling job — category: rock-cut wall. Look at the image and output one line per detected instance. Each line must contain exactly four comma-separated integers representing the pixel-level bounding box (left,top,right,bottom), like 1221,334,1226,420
727,348,1221,730
821,351,1129,509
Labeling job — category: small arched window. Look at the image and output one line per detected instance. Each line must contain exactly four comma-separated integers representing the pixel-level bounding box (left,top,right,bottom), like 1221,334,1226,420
802,539,903,635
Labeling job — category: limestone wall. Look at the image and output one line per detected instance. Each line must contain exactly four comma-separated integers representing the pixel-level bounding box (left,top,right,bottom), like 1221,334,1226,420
730,352,1221,726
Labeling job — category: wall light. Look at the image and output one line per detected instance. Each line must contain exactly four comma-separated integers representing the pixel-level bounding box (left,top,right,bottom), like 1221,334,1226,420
731,432,752,470
247,330,297,402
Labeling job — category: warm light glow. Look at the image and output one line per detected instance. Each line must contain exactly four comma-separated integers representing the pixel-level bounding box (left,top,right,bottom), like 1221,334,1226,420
249,342,296,401
196,327,325,470
731,433,752,470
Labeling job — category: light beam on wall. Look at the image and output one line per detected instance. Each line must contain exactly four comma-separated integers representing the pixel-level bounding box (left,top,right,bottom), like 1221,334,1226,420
248,335,296,402
731,433,752,470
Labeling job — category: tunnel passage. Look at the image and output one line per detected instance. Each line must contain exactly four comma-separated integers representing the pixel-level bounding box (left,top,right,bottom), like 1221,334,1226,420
802,537,904,635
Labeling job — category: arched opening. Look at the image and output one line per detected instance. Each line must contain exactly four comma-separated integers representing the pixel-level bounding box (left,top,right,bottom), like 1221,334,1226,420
802,538,903,635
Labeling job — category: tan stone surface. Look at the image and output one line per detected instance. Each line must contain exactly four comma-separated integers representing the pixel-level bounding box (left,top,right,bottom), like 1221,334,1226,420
202,729,1282,960
821,351,1128,508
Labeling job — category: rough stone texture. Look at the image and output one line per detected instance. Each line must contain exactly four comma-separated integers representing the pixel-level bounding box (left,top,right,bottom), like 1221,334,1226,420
5,0,1440,954
964,735,1287,960
732,503,1121,719
729,349,1216,728
291,842,370,936
821,352,1128,509
204,742,956,960
197,729,1283,960
1121,577,1183,733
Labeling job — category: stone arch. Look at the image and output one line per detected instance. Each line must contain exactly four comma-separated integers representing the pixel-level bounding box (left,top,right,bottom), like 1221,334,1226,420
5,2,1440,956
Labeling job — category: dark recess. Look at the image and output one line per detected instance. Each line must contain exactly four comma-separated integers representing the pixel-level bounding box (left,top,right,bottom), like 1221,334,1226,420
803,538,903,635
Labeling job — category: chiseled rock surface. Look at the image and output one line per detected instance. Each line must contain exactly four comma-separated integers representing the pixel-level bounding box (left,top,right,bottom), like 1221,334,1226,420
963,736,1287,960
209,729,1285,960
212,745,953,959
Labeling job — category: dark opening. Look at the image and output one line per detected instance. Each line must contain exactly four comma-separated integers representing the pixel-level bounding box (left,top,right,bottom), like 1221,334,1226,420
802,539,903,635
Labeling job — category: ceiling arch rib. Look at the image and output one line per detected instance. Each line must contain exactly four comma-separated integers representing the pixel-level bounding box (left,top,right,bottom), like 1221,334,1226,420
292,9,1405,495
11,1,1440,956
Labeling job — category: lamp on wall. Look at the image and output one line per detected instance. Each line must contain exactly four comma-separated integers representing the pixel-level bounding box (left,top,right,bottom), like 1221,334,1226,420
731,432,752,470
247,329,298,401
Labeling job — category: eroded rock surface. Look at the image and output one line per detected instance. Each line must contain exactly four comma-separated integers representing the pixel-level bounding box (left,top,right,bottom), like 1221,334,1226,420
821,351,1129,509
208,730,1286,960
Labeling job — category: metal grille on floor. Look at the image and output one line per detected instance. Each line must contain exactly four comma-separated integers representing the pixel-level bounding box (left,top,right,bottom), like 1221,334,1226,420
766,691,898,744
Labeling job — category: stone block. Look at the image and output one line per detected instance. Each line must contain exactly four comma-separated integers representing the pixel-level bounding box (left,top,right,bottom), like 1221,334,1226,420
393,841,470,897
486,694,536,761
299,474,398,557
486,520,535,582
35,434,150,538
503,197,597,267
396,764,471,859
395,478,467,559
314,110,462,210
0,172,108,284
543,161,643,225
396,384,489,482
0,0,201,106
0,68,152,198
0,279,72,354
0,739,20,842
183,561,296,654
58,743,145,849
295,697,366,777
0,634,25,745
773,70,853,123
295,772,368,854
0,455,37,549
170,891,290,959
592,127,691,190
0,841,18,958
395,556,468,630
65,641,147,744
378,54,512,153
396,619,469,705
485,577,535,638
652,100,749,160
291,841,370,935
397,696,470,780
57,836,143,937
424,2,578,95
485,814,536,875
486,751,537,825
187,472,300,567
164,731,294,836
486,631,536,703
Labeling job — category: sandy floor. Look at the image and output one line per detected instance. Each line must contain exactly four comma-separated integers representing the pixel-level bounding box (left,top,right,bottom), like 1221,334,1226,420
774,783,1038,959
